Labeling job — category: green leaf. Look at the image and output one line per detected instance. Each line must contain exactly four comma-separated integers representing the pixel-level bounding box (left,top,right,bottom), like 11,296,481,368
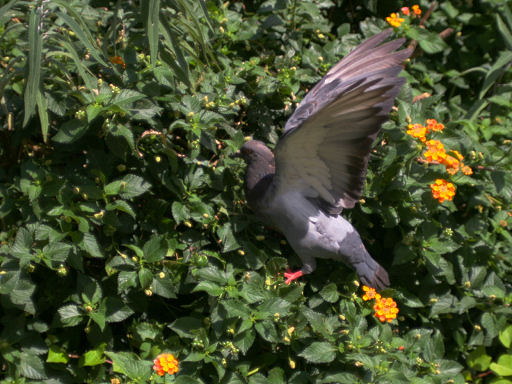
80,343,107,367
172,201,190,223
138,268,153,289
192,280,224,296
105,297,134,323
52,119,89,144
234,330,256,355
491,355,512,376
499,325,512,348
217,223,240,253
467,346,492,371
58,304,83,327
119,174,152,199
105,351,152,381
23,8,43,127
47,345,69,364
299,341,337,364
254,320,278,343
36,90,49,142
81,233,104,258
147,0,161,68
143,235,167,263
20,352,47,380
169,317,203,338
319,283,339,303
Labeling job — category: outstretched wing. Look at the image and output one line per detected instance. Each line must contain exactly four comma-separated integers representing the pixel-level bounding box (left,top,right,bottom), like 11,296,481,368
274,29,412,213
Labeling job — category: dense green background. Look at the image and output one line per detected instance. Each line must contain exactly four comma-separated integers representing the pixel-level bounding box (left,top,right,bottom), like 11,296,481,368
1,0,512,383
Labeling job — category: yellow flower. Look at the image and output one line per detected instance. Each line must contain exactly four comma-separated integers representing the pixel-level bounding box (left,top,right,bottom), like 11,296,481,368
426,118,444,132
362,285,380,301
406,123,428,142
443,155,460,175
430,179,456,203
153,353,179,376
423,140,447,162
462,165,473,175
373,297,399,322
386,13,405,28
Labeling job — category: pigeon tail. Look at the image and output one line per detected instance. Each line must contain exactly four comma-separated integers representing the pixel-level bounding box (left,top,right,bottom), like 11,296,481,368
358,262,389,291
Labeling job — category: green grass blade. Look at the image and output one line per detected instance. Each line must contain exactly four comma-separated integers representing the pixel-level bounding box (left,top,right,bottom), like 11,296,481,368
56,41,97,90
148,0,160,68
36,89,48,142
479,50,512,100
23,8,42,127
496,14,512,50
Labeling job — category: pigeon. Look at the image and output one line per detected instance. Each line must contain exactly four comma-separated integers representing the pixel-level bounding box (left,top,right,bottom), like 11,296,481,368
234,29,412,290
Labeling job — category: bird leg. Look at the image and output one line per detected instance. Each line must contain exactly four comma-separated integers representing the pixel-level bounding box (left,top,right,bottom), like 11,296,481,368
284,268,304,284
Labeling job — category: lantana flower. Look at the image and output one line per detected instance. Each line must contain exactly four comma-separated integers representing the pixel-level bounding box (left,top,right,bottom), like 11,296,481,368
426,118,444,132
401,7,411,15
412,4,422,15
423,140,447,162
362,285,380,301
373,297,399,322
110,56,126,69
153,353,179,376
430,179,456,203
406,123,428,142
386,13,405,28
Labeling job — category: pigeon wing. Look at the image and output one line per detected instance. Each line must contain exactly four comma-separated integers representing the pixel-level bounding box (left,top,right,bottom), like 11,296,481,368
274,29,412,213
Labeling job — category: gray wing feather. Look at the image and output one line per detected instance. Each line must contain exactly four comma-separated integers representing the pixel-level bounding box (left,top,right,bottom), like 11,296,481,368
274,29,412,212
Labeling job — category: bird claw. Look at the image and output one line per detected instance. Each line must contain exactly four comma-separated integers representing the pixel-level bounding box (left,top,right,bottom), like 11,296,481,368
284,269,303,284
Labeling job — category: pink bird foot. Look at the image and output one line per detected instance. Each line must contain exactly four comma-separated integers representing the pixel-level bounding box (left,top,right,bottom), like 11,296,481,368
284,269,304,284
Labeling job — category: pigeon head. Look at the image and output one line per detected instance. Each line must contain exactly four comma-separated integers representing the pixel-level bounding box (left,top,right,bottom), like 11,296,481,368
238,140,274,165
236,140,275,208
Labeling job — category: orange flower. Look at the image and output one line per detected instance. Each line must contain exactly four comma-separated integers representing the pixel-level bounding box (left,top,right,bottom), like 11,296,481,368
386,13,405,28
406,123,428,142
430,179,456,203
373,297,399,322
401,7,410,15
423,140,447,162
442,155,460,175
450,150,464,161
110,56,126,69
412,4,422,15
153,353,179,376
362,285,381,301
426,118,444,132
462,165,473,175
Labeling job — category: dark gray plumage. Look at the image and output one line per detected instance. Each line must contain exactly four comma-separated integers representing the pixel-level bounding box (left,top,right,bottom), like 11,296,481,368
236,29,412,289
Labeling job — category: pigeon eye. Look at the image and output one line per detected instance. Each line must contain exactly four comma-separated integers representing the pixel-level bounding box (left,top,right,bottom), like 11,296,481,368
244,149,253,154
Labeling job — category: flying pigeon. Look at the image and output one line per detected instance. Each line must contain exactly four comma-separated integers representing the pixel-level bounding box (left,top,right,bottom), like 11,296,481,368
234,29,412,290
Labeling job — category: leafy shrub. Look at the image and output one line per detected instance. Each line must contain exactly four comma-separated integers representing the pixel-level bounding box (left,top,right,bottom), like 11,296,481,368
1,0,512,383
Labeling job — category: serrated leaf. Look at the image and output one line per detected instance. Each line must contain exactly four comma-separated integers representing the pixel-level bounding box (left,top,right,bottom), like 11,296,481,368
299,342,336,364
105,297,134,323
143,236,166,263
105,351,152,381
81,233,104,258
20,352,47,380
319,283,339,303
53,119,89,144
120,174,152,199
169,317,203,338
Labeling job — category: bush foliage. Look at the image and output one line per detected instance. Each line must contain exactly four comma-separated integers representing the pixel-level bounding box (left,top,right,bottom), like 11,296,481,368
1,0,512,383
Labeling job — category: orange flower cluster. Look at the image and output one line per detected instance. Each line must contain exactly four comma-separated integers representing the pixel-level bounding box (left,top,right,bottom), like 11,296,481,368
374,297,399,323
153,353,179,376
361,285,399,323
405,118,474,202
430,179,456,203
387,5,421,27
